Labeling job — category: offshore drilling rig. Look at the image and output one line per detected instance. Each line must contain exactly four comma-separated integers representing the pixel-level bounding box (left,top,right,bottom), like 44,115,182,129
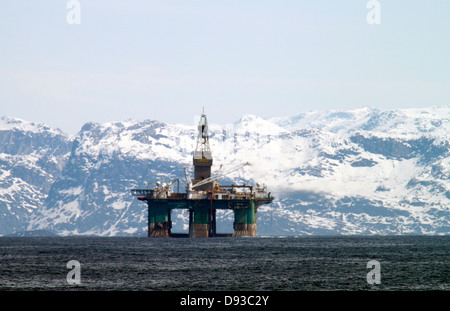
131,110,273,237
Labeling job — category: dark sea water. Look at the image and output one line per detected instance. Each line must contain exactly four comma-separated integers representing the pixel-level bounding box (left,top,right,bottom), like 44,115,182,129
0,236,448,291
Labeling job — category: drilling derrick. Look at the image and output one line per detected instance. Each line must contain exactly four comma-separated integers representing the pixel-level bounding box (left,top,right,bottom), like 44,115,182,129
131,109,274,238
193,110,213,191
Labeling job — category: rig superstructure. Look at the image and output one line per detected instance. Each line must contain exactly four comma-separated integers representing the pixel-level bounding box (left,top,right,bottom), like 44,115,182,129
131,110,273,237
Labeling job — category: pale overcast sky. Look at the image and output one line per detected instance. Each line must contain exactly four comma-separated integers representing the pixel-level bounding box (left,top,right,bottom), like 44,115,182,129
1,1,449,134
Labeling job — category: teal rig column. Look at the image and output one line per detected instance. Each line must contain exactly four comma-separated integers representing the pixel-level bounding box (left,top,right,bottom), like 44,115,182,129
233,200,257,237
147,201,171,237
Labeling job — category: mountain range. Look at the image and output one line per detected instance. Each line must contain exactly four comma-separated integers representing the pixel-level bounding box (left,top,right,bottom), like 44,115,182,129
1,106,449,236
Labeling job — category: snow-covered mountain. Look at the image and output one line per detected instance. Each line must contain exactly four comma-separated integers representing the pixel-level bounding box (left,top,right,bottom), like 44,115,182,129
0,116,72,235
1,106,449,236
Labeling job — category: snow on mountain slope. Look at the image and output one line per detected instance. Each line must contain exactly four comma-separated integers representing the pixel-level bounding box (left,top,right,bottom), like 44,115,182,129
258,106,449,234
0,116,72,235
3,106,449,236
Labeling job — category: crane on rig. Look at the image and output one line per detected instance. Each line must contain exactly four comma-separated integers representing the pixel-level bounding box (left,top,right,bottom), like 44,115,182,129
184,162,250,198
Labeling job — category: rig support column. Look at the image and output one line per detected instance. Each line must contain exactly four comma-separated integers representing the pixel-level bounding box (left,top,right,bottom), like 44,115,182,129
233,201,257,237
147,202,171,237
193,205,211,238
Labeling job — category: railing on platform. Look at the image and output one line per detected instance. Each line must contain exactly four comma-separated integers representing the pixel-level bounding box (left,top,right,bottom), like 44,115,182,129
130,189,154,197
